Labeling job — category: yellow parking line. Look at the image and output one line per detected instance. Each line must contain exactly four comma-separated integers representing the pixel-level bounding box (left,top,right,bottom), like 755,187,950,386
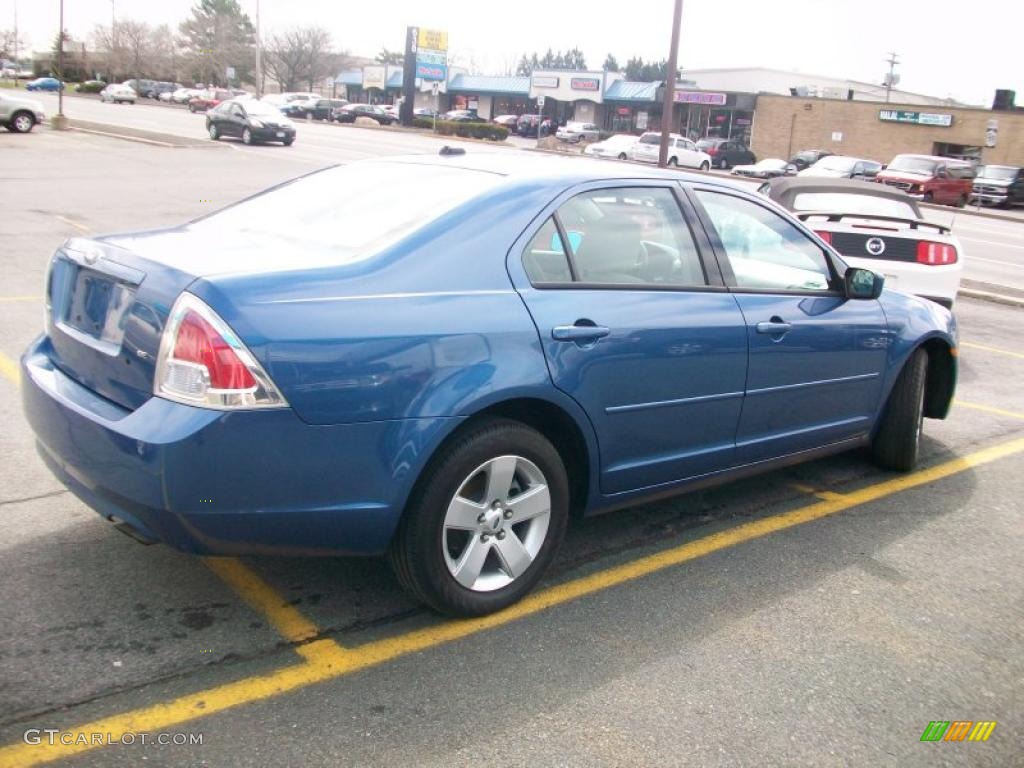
3,434,1023,768
203,559,321,645
960,341,1024,360
956,400,1024,421
787,482,847,501
0,351,20,387
0,296,38,303
54,215,92,235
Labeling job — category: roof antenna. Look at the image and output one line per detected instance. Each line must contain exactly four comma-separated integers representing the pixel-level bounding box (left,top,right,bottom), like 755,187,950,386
439,145,466,156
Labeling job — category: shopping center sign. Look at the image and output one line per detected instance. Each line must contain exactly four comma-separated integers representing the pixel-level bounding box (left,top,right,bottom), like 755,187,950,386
673,91,727,105
879,109,953,127
415,27,448,81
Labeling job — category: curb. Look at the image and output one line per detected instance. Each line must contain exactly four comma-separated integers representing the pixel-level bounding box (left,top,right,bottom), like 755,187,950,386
959,289,1024,309
67,119,220,148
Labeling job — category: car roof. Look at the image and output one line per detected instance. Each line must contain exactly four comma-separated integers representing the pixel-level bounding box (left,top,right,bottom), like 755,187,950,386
372,151,748,190
762,177,922,210
893,153,970,165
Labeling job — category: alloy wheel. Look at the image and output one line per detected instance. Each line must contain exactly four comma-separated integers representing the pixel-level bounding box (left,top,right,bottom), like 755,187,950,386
12,114,33,133
441,455,551,592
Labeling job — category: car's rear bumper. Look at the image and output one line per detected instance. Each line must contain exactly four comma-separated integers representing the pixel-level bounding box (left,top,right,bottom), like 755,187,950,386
21,336,447,556
252,126,295,141
969,192,1009,206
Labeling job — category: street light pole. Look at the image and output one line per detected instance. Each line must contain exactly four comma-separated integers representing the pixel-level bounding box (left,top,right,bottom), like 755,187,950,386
658,0,684,167
57,0,65,116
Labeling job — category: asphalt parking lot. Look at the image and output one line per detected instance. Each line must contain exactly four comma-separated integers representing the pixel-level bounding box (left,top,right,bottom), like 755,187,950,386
1,128,1022,767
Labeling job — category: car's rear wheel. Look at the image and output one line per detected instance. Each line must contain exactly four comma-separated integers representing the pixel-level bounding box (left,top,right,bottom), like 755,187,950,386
10,111,34,133
617,152,627,160
242,128,253,145
871,348,927,471
718,157,729,169
700,161,710,172
389,419,569,617
208,124,219,140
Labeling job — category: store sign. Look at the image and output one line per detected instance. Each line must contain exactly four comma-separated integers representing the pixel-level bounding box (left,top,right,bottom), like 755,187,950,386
571,77,600,91
617,107,631,115
673,91,727,105
532,75,559,89
414,27,448,82
878,109,953,127
362,66,386,90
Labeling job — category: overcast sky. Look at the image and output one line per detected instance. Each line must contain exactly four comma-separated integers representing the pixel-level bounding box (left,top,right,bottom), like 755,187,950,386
6,0,1021,105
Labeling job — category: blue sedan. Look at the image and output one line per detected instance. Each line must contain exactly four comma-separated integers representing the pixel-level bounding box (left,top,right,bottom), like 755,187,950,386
21,152,957,616
25,77,64,92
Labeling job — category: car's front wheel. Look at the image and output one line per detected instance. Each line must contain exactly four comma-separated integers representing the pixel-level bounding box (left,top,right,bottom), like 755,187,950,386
700,161,710,171
242,128,253,145
9,111,35,133
389,419,569,617
872,348,927,471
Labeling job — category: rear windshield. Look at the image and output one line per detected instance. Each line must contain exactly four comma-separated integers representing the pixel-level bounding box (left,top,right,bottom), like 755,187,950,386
792,192,918,219
975,165,1018,180
814,157,858,172
887,156,938,175
188,163,503,261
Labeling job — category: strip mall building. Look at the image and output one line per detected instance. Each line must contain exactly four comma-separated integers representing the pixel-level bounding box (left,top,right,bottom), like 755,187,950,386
334,65,1024,164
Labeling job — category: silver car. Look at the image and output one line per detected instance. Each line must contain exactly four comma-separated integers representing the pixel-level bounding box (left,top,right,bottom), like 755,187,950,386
0,91,45,133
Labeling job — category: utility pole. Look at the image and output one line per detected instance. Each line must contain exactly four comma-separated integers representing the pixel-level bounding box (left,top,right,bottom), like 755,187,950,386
658,0,684,167
53,0,69,128
884,51,899,103
110,0,116,81
254,0,262,97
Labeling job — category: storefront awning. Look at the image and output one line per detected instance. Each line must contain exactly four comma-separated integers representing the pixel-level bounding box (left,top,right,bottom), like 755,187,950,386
448,74,530,95
604,80,661,103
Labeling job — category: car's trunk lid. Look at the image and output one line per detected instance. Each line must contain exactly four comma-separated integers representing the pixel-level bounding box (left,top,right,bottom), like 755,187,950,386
45,237,198,411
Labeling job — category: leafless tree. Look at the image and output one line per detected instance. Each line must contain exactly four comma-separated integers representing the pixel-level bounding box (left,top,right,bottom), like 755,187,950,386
264,26,335,93
1,28,27,61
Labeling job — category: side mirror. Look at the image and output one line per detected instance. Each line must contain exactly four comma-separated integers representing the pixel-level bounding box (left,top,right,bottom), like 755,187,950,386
845,267,884,300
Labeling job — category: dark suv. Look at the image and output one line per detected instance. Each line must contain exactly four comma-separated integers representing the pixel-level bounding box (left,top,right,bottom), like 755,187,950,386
971,165,1024,208
696,138,755,169
789,149,833,171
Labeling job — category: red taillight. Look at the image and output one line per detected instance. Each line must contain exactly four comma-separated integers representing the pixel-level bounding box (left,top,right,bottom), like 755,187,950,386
173,310,256,390
814,230,832,244
706,147,718,155
916,241,958,266
155,293,286,409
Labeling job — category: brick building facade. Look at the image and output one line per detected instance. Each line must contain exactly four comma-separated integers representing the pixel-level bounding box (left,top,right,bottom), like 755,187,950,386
751,94,1024,165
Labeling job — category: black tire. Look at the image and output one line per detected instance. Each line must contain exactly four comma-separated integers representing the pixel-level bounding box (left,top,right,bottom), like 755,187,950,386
955,194,967,209
189,104,196,113
700,161,710,172
871,348,927,471
921,192,934,203
9,111,35,133
282,138,294,146
717,157,729,170
242,128,253,145
388,418,569,617
617,152,627,160
667,156,678,167
208,124,219,140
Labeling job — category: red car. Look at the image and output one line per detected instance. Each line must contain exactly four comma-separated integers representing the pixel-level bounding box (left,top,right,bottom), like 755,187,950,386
875,154,975,207
188,89,234,113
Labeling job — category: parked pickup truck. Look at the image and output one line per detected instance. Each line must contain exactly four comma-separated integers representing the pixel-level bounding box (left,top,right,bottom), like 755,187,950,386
874,154,975,207
971,165,1024,208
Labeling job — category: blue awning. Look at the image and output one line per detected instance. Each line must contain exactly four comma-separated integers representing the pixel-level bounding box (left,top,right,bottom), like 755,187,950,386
447,74,530,95
604,80,661,102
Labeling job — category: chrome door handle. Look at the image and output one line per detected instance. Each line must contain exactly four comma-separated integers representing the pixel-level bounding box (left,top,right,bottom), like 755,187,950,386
756,320,792,335
552,325,611,342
